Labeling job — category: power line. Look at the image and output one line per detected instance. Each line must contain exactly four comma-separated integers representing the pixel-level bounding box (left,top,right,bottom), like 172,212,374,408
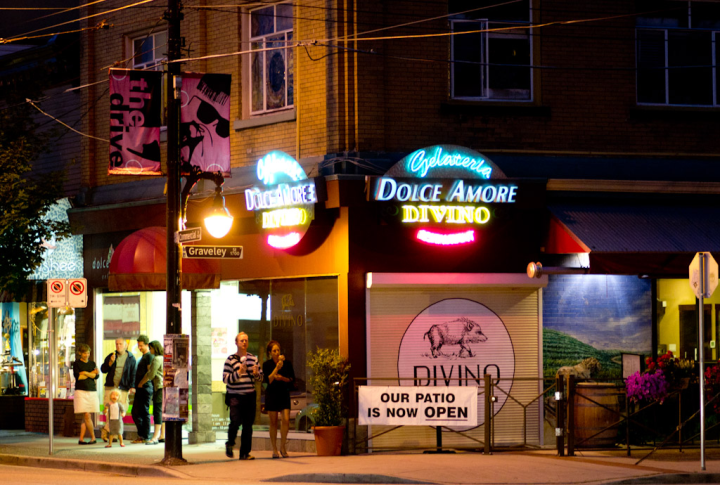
3,0,157,44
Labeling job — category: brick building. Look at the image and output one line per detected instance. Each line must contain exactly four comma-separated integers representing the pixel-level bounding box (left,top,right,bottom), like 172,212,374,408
55,0,720,449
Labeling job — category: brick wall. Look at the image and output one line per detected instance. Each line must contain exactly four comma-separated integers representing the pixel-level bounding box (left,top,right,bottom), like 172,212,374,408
24,398,84,436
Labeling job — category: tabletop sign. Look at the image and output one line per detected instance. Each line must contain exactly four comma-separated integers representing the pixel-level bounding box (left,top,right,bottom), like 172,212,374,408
182,245,243,259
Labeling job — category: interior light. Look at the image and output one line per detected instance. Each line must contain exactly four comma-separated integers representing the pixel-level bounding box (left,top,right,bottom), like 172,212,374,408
366,272,373,289
204,187,234,238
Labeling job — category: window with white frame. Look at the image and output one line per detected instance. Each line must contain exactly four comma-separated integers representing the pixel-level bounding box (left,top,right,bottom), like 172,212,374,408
250,2,294,114
636,1,720,106
450,0,531,101
131,31,167,70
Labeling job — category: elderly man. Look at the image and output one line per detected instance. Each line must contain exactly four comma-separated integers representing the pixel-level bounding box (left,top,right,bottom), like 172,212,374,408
100,338,137,441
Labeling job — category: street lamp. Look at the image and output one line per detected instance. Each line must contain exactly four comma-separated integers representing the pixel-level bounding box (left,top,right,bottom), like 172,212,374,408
204,186,233,238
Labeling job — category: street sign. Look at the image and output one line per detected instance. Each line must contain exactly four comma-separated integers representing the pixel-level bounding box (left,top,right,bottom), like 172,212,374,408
182,245,243,259
47,279,66,308
68,278,88,308
47,278,88,308
690,252,719,299
177,227,202,244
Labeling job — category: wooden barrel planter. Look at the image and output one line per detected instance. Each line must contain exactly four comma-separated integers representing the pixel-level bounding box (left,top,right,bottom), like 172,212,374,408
573,383,623,448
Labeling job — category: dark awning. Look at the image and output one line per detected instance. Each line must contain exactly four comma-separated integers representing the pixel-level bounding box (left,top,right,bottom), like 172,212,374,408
546,204,720,275
109,226,220,291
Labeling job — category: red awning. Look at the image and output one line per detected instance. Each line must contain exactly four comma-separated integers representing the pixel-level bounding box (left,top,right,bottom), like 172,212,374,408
109,226,220,291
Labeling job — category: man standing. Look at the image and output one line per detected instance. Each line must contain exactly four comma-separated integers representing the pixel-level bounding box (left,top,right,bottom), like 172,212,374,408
100,338,137,442
130,334,154,443
223,332,262,460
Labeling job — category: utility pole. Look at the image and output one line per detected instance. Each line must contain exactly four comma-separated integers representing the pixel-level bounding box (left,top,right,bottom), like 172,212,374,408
163,0,185,465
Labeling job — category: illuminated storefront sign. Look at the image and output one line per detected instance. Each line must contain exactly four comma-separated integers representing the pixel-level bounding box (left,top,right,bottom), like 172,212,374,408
372,145,515,246
245,151,316,249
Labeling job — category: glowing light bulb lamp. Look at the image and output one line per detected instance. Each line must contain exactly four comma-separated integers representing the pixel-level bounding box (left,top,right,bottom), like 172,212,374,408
204,186,234,238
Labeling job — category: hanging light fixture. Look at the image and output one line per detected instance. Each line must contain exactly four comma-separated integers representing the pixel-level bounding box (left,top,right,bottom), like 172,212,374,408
204,185,234,238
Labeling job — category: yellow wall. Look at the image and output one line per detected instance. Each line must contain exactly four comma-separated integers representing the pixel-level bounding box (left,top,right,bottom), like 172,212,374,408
657,279,720,361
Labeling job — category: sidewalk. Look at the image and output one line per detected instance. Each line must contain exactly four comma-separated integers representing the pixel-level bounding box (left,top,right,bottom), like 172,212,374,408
1,430,720,484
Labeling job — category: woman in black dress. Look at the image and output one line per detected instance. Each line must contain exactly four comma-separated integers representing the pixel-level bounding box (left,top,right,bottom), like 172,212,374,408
263,340,294,458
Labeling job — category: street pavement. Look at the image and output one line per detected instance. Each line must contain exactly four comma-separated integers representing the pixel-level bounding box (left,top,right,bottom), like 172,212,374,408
1,430,720,484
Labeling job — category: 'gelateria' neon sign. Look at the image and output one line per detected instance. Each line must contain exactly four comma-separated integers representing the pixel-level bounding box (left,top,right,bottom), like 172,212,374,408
408,147,491,179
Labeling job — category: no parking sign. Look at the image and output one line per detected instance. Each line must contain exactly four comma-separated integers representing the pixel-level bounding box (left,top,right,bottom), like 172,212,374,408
46,278,87,308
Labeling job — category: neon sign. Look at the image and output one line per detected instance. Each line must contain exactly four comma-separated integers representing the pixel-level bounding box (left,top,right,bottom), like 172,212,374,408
262,208,308,229
245,183,317,211
417,229,475,245
245,150,316,250
375,178,517,204
408,147,491,179
401,205,490,224
257,151,306,185
268,233,301,249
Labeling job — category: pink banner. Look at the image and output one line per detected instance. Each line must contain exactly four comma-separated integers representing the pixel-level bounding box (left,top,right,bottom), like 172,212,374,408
180,73,231,175
108,69,162,175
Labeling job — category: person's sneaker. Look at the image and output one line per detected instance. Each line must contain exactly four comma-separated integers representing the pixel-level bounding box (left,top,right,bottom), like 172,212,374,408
239,454,255,460
225,445,234,458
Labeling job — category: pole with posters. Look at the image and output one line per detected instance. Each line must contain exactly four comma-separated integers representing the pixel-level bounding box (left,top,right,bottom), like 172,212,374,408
46,278,87,455
689,252,719,471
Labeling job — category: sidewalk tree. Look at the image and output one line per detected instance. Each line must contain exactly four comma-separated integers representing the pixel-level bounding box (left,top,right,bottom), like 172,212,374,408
0,98,69,300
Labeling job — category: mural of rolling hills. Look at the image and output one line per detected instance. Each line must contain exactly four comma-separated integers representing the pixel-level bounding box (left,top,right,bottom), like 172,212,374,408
544,329,630,379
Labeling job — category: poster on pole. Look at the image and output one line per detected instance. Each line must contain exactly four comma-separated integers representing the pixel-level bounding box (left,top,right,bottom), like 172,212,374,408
180,73,231,175
163,334,189,421
358,386,478,426
108,69,163,175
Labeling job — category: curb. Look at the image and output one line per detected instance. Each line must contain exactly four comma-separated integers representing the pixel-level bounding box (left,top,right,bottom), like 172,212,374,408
0,453,188,478
264,474,435,484
605,473,720,485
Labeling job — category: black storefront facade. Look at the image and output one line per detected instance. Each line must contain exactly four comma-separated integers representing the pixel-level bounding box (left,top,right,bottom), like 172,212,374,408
59,145,720,450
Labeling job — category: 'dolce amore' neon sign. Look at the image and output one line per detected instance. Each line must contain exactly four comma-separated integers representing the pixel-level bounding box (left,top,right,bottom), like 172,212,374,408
376,145,512,245
245,150,316,249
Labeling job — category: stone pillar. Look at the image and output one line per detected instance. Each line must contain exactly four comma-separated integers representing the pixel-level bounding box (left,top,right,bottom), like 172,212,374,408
188,289,216,444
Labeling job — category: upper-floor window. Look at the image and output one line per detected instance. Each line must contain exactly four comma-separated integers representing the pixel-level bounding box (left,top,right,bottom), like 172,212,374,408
250,2,294,114
131,31,167,70
636,1,720,106
450,0,531,101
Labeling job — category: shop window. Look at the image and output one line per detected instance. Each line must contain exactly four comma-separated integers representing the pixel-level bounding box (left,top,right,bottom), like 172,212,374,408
636,1,720,106
209,277,339,433
2,302,31,397
450,0,531,101
27,303,75,398
249,2,294,114
679,304,711,361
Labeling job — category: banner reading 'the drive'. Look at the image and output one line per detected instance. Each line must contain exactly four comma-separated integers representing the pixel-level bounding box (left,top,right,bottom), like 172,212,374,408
108,69,163,175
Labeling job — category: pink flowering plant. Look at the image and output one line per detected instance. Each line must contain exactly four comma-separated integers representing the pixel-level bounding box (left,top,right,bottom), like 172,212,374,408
626,351,695,403
626,370,670,403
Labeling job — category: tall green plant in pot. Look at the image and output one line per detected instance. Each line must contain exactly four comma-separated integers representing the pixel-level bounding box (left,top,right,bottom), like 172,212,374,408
308,348,350,456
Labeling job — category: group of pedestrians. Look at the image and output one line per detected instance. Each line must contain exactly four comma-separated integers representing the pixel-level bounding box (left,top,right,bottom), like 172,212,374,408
71,335,164,446
72,330,296,460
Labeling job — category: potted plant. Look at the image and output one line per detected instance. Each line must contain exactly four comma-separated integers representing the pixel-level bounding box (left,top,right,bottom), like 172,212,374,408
307,348,351,456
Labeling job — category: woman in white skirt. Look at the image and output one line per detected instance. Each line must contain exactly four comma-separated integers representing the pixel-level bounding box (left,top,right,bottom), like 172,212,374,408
73,343,100,444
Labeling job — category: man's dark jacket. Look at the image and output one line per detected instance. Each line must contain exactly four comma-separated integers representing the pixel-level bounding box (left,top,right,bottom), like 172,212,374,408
100,351,137,390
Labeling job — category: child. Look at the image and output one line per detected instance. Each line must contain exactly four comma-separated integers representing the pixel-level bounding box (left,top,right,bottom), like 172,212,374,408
104,390,126,448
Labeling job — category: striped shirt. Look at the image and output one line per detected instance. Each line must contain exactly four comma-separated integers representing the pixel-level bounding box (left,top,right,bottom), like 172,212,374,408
223,352,263,395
